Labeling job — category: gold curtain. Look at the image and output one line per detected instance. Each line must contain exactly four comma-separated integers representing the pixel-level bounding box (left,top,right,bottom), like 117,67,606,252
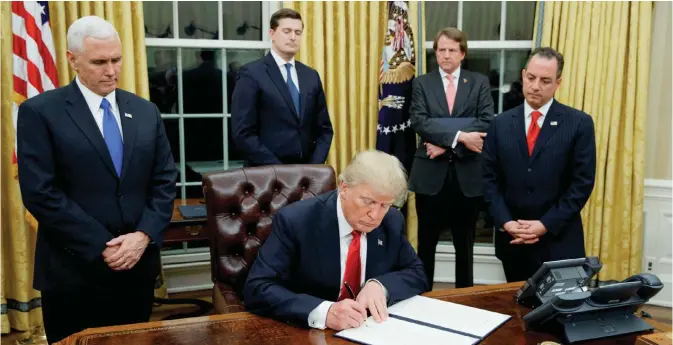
1,3,44,339
48,1,166,299
283,1,420,250
533,1,652,281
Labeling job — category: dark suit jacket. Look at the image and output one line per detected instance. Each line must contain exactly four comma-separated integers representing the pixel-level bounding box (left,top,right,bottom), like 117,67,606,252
243,190,429,327
408,69,494,197
231,53,334,166
17,81,178,292
482,100,596,262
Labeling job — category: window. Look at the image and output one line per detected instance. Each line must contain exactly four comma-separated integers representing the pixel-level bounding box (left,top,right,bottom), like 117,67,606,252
144,1,278,201
144,2,277,259
423,1,536,247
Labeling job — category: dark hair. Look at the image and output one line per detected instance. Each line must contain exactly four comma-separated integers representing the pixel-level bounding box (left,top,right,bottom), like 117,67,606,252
526,47,564,78
270,9,303,30
433,27,468,54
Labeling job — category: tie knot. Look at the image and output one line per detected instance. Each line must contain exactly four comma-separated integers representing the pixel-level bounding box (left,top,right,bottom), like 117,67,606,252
447,74,454,82
285,63,292,72
100,98,111,110
531,110,542,122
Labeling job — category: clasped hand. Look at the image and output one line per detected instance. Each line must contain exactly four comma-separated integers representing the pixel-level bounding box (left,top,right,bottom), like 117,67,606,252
326,281,389,330
504,220,547,244
102,231,150,270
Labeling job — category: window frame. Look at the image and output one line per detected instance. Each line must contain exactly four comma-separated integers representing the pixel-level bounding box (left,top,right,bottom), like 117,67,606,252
420,0,536,250
145,1,280,200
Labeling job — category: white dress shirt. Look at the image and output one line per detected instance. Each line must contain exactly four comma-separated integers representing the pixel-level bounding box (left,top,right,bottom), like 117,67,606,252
307,193,388,329
270,49,300,92
438,67,462,148
523,98,554,135
75,76,123,141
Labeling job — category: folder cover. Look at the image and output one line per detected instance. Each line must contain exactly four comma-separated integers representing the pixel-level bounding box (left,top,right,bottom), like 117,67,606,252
335,296,511,345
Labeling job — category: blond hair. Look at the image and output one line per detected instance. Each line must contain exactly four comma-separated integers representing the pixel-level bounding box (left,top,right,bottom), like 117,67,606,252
338,150,408,205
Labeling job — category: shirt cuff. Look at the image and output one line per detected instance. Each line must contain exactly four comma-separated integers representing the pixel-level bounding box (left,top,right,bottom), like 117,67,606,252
308,301,333,329
366,279,389,300
451,131,462,149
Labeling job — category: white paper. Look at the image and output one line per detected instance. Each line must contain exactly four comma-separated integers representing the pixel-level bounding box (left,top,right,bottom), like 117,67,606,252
336,317,477,345
388,295,510,337
334,295,510,345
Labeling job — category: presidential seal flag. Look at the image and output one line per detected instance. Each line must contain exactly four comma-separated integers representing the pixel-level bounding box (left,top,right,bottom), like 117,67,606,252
375,1,416,173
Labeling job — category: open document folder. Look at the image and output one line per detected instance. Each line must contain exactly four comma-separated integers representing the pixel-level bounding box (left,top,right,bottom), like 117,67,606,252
335,296,511,345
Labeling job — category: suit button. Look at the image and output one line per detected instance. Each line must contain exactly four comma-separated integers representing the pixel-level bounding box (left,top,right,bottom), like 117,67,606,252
118,193,123,199
527,168,532,172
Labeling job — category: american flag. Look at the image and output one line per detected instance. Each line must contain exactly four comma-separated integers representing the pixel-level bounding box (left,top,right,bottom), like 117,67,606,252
11,0,59,165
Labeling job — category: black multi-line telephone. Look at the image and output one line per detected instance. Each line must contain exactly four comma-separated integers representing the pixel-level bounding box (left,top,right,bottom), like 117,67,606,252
516,257,664,343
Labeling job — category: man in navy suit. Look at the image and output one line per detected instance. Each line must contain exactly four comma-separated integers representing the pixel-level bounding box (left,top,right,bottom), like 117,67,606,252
231,8,333,167
17,16,177,343
244,151,428,331
482,47,596,282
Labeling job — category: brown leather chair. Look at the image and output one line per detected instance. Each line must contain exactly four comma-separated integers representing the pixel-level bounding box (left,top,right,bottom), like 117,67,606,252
203,164,336,314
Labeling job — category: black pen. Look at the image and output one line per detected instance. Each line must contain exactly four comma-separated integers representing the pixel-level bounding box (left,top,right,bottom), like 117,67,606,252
345,282,369,327
344,282,356,299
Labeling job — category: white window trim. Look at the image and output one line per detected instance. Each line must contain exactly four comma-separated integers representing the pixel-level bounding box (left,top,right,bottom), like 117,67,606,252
146,1,277,198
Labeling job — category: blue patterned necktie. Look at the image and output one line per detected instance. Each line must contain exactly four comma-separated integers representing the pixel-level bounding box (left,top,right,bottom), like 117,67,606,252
100,98,123,176
285,63,300,117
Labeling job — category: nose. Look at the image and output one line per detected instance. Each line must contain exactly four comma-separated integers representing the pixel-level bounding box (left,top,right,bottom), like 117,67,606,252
367,205,383,220
104,62,115,76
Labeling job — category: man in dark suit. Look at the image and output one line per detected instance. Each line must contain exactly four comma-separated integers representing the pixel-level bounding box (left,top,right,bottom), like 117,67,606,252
244,151,428,331
482,47,596,282
17,16,177,343
231,8,333,167
408,28,494,289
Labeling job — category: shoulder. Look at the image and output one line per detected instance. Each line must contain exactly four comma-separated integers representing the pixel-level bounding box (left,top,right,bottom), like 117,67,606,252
240,57,266,74
274,191,334,225
296,61,321,79
494,104,522,123
20,86,69,112
554,101,594,128
380,207,405,234
462,69,489,84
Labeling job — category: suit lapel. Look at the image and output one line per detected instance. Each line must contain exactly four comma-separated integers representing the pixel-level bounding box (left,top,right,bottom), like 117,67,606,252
319,192,343,298
296,63,310,123
430,70,450,115
64,82,118,178
117,92,137,180
365,227,386,280
512,105,529,159
264,53,300,121
452,69,471,117
530,102,562,162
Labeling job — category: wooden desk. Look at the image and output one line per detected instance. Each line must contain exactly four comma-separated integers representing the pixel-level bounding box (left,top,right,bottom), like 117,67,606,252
165,198,207,244
56,282,670,345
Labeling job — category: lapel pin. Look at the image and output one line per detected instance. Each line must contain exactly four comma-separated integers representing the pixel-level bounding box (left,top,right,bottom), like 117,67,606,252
378,239,383,246
550,121,558,126
463,78,467,83
125,113,133,118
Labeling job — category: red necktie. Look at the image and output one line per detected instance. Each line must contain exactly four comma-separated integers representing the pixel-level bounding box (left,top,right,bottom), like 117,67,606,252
338,231,361,301
527,111,542,156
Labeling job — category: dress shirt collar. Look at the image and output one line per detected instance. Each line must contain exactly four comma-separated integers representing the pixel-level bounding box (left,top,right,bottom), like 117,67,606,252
336,191,356,238
439,66,461,82
270,48,296,69
524,97,554,119
75,76,116,114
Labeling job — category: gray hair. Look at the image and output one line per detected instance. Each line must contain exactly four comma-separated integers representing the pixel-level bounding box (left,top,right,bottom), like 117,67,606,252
67,16,120,53
338,150,408,205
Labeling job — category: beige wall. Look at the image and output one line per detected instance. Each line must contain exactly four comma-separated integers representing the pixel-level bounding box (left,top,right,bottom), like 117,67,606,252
645,1,672,180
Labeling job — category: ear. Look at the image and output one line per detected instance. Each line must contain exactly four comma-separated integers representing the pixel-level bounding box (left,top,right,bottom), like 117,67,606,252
268,29,275,39
555,76,563,91
521,68,526,80
338,181,348,198
66,50,78,71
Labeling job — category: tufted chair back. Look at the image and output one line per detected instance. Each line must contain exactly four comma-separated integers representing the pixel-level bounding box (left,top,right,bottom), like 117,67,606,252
203,164,336,314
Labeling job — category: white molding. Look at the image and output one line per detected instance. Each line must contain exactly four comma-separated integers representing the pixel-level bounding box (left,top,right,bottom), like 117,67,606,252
162,252,211,265
146,38,270,50
423,40,533,50
163,261,213,294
